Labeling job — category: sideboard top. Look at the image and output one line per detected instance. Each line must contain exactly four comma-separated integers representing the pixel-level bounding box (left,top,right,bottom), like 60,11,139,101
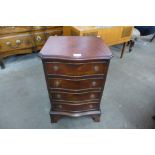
40,36,112,60
73,26,113,31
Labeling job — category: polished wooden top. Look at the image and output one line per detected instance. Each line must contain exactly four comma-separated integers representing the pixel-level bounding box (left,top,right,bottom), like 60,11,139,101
73,26,99,31
40,36,112,60
72,26,113,31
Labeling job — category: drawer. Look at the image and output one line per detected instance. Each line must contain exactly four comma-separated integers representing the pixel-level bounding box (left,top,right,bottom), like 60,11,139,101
82,31,99,36
0,26,32,35
52,103,98,112
45,62,108,76
50,91,101,102
46,26,62,29
45,28,63,37
34,31,47,46
33,26,61,30
0,33,34,52
32,26,46,30
48,77,104,91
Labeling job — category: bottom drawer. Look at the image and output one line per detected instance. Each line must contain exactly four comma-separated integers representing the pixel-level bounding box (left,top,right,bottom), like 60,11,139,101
52,103,99,112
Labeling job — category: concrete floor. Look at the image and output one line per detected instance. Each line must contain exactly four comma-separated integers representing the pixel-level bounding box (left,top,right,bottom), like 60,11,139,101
0,35,155,129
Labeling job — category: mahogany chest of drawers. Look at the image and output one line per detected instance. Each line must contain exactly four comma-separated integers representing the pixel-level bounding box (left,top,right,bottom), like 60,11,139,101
40,36,112,123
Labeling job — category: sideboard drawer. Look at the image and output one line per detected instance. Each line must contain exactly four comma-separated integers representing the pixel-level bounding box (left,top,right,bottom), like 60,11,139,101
50,91,101,102
45,28,63,37
52,103,98,112
0,33,34,52
45,62,108,76
32,26,46,30
83,31,99,36
48,77,104,91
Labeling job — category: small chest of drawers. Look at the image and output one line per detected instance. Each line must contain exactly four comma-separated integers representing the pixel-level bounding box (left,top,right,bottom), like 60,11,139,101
40,36,112,123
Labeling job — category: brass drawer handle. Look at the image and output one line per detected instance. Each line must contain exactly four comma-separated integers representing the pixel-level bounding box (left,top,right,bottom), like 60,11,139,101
92,81,97,87
6,41,11,46
53,65,59,71
16,39,21,44
90,94,95,99
94,65,99,72
56,94,61,99
54,80,60,87
89,104,93,108
36,35,42,41
58,105,62,109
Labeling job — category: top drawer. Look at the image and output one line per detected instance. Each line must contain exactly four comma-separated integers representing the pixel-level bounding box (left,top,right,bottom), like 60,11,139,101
44,61,108,76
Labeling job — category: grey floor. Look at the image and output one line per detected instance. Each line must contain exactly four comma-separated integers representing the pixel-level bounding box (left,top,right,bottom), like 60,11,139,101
0,35,155,129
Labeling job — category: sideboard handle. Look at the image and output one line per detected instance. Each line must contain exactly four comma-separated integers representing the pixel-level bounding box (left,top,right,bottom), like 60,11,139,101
36,36,42,41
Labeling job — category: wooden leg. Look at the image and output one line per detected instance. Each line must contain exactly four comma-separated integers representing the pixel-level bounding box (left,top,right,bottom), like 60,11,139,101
91,114,101,122
0,58,5,69
126,41,130,46
150,34,155,42
50,115,62,123
120,42,127,59
129,40,135,52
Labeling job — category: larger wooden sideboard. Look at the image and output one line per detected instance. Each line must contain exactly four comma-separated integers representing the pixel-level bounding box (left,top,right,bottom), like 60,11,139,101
63,26,133,58
0,26,63,69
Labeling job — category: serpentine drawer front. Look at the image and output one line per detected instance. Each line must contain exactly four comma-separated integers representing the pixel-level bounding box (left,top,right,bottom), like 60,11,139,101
45,61,108,76
52,103,99,112
50,91,101,102
48,77,105,91
40,36,112,123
